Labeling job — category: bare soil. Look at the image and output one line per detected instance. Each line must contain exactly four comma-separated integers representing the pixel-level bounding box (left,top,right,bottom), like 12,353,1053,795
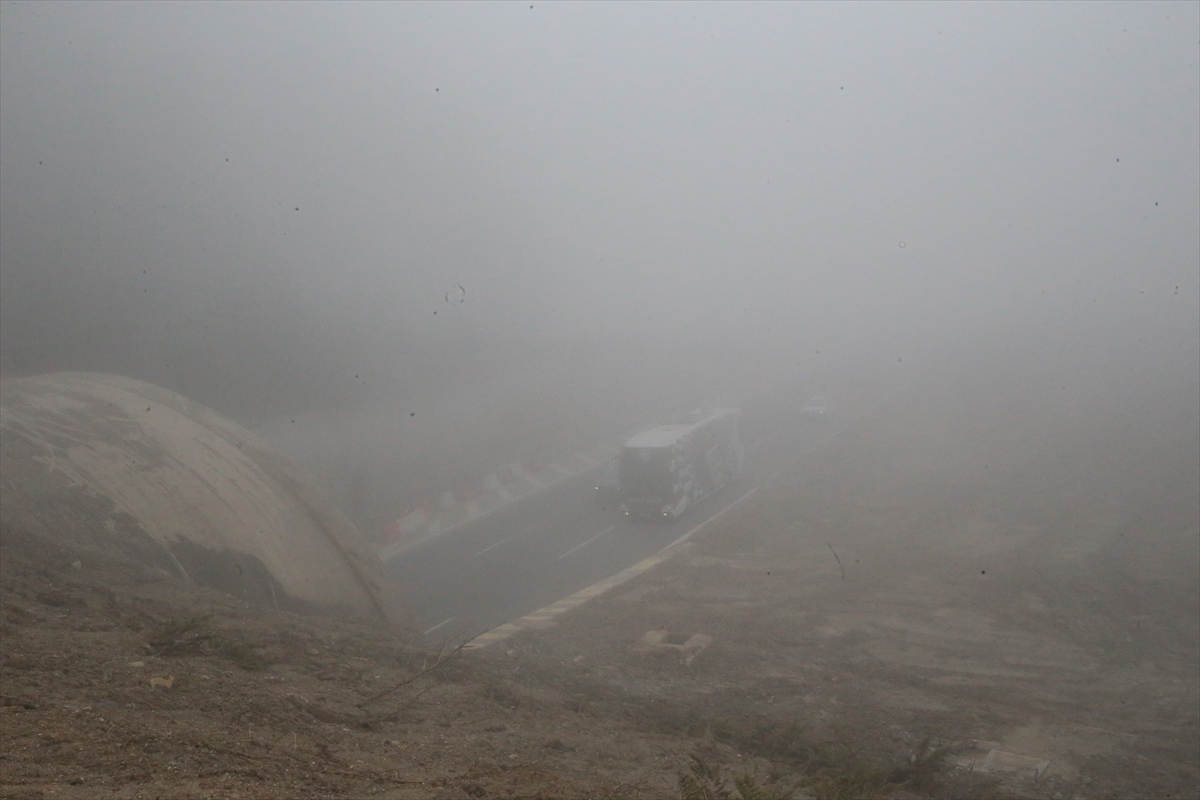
3,370,1198,799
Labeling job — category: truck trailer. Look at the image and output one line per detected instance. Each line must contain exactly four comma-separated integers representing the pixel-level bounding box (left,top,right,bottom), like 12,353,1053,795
619,408,745,520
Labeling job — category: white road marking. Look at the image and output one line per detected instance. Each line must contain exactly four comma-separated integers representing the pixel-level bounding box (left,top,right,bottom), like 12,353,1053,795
423,616,456,636
383,445,621,561
463,381,917,649
661,487,761,551
750,429,784,450
474,523,539,557
558,525,617,559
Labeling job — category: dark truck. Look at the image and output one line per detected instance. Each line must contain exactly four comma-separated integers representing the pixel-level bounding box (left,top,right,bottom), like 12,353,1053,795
618,408,745,520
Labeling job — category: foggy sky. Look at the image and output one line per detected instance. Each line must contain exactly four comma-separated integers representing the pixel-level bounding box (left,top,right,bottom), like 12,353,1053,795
1,1,1197,416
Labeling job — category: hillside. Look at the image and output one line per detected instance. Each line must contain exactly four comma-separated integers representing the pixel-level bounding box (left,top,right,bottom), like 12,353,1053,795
2,366,1198,799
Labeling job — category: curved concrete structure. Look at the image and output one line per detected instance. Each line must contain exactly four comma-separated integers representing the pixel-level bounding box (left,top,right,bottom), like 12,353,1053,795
0,372,391,621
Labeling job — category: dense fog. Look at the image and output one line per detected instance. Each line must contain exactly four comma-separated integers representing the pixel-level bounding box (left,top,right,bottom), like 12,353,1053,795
2,2,1197,518
3,7,1199,795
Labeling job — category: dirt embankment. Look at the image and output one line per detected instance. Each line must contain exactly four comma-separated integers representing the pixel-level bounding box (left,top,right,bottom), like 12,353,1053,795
2,366,1198,799
523,368,1199,799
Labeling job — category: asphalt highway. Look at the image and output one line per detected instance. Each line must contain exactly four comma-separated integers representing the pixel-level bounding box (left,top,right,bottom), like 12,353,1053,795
385,383,846,639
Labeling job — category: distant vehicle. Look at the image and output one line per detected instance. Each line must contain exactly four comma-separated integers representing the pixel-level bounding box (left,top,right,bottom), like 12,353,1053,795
619,408,745,520
593,458,620,504
801,395,831,415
